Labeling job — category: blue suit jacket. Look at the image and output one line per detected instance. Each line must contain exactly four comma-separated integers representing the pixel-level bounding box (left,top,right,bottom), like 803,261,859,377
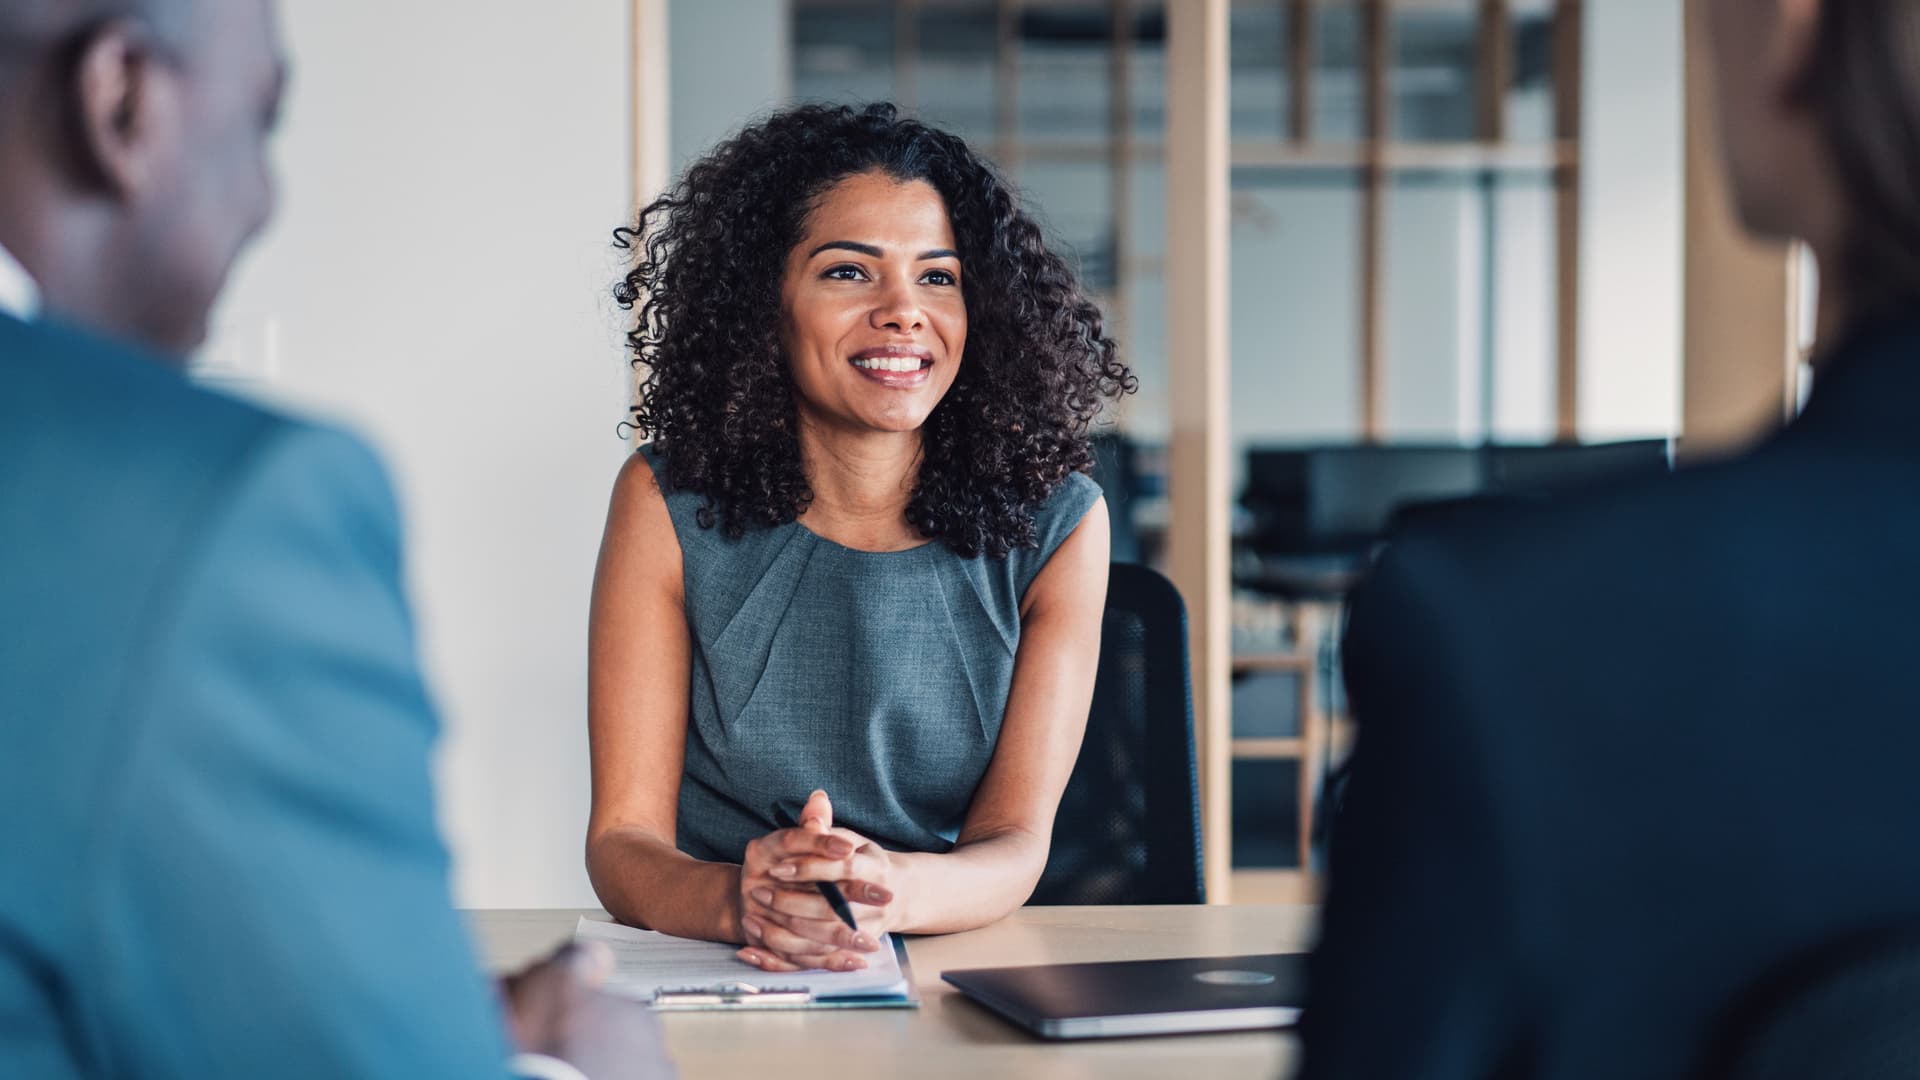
0,314,512,1077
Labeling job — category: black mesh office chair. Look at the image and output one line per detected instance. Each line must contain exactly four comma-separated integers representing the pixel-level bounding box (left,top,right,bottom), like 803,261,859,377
1030,562,1205,905
1698,925,1920,1080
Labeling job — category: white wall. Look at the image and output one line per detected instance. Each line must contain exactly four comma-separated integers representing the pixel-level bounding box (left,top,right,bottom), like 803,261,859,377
1226,184,1365,448
202,2,634,907
1492,182,1559,442
1382,181,1487,441
1578,0,1685,439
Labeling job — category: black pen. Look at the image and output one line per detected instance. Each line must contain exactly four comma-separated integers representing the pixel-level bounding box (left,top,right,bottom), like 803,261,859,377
772,805,860,932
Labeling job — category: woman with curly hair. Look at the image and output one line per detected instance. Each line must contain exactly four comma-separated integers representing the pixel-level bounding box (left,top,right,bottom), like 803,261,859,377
585,102,1135,973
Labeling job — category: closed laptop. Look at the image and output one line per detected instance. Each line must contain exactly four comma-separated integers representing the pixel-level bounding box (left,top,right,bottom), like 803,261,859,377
942,953,1306,1040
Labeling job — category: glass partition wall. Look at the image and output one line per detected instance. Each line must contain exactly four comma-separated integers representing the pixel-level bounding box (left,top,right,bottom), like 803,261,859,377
789,0,1583,897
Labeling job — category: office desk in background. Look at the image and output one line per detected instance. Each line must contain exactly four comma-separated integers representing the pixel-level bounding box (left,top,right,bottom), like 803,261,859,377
470,905,1311,1079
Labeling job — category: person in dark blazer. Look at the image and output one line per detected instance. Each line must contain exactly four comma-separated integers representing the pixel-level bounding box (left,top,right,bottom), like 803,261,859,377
0,2,668,1077
1301,2,1920,1077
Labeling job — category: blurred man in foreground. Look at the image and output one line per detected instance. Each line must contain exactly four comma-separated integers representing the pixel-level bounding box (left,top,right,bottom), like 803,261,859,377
0,1,669,1076
1304,1,1920,1076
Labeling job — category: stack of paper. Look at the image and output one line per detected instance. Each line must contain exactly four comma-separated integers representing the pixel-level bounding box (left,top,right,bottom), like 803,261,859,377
573,917,913,1006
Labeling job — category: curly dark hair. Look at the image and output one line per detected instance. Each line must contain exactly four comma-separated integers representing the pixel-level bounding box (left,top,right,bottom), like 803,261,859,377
613,102,1135,559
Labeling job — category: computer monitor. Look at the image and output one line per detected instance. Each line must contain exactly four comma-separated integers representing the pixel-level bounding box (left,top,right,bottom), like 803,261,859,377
1241,445,1484,554
1241,440,1674,558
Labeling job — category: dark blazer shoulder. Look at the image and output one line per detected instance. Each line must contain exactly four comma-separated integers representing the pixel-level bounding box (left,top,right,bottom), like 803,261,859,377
1343,456,1780,743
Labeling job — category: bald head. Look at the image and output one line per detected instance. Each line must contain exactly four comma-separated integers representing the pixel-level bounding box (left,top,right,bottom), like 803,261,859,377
0,0,185,30
0,0,214,151
0,0,193,71
0,0,282,355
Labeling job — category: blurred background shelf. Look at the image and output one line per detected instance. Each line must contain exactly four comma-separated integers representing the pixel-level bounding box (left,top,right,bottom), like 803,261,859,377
1233,653,1316,674
1233,736,1306,758
1230,868,1323,906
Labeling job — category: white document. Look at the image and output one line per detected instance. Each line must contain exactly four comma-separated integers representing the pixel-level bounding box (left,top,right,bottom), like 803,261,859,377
573,916,910,1001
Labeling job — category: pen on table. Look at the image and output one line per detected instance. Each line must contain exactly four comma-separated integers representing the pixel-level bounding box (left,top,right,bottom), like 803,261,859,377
773,805,860,932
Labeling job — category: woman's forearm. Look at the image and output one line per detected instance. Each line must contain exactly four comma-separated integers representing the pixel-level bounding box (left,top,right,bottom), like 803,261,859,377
888,827,1049,935
587,826,744,943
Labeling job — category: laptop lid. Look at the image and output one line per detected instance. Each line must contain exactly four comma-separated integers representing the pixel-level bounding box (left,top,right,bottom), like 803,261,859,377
942,953,1307,1040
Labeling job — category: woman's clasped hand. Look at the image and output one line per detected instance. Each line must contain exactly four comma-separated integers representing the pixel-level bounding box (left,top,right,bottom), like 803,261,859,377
736,790,898,972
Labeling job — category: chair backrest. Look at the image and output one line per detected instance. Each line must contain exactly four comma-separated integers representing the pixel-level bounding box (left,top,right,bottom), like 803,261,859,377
1030,562,1205,905
1698,925,1920,1080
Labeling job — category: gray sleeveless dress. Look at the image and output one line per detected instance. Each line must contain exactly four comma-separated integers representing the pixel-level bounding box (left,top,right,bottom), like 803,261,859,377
638,445,1101,863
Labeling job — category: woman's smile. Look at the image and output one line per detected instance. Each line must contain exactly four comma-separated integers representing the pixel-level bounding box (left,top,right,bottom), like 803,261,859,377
849,346,933,388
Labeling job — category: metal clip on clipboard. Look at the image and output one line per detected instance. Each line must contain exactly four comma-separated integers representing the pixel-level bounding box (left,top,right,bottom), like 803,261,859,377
652,981,817,1009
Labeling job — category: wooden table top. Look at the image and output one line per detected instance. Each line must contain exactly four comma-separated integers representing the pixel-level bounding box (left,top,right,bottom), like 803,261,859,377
469,904,1314,1079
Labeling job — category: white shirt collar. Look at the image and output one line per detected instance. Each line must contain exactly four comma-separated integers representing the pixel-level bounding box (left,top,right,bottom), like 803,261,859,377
0,241,41,321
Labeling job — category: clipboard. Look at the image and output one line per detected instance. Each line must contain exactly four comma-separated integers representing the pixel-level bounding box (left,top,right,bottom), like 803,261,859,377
574,916,921,1012
651,936,921,1011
